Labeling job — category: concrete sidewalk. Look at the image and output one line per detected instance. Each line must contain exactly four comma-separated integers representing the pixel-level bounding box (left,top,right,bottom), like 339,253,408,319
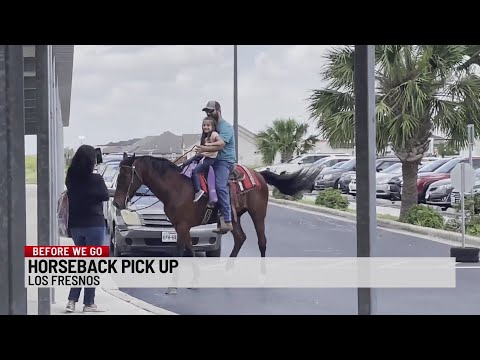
26,184,176,315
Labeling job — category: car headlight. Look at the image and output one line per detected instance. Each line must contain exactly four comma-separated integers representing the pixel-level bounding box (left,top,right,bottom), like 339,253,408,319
438,185,453,190
323,174,333,180
120,209,142,226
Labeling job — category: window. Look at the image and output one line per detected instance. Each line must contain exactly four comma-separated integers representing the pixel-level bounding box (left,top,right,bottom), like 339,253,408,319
339,158,356,170
102,165,119,181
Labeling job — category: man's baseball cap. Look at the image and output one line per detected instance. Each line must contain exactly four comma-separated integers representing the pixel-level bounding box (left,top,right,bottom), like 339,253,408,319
202,100,221,112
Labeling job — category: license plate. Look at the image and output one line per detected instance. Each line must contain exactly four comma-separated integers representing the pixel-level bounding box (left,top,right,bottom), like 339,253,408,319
162,232,177,242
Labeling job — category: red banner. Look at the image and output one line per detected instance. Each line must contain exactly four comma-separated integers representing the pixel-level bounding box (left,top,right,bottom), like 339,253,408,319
24,246,110,257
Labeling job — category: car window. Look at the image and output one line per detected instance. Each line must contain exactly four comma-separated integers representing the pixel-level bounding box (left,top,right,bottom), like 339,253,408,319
301,156,317,164
302,156,326,164
313,158,331,166
435,158,465,173
418,158,450,173
287,155,303,164
381,163,402,173
339,158,356,170
376,159,399,171
332,161,346,168
102,164,120,181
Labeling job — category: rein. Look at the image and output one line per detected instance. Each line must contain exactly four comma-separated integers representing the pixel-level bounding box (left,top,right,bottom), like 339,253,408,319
173,145,196,164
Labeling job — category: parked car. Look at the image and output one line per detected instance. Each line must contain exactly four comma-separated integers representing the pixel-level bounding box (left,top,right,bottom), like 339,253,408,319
333,156,402,194
413,157,480,203
450,168,480,208
269,153,350,175
349,163,404,199
424,178,455,209
96,153,124,175
307,156,353,191
104,170,223,257
100,161,121,188
387,157,453,200
314,158,357,191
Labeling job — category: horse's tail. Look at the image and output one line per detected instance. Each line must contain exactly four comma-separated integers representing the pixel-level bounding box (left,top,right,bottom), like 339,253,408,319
257,166,322,196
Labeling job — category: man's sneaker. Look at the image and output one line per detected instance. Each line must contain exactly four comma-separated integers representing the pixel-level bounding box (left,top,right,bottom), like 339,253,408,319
193,190,204,202
65,300,76,313
83,304,106,313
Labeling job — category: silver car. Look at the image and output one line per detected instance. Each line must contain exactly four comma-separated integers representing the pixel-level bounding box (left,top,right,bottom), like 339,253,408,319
105,171,222,257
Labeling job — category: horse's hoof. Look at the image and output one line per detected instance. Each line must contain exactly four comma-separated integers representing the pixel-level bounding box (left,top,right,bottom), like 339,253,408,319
165,287,177,295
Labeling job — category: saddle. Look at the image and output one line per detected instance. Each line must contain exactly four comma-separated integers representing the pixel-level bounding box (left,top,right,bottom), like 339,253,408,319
181,162,260,225
229,167,246,182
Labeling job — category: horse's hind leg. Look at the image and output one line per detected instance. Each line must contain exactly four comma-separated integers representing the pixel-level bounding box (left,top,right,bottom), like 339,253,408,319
248,207,267,257
229,214,247,257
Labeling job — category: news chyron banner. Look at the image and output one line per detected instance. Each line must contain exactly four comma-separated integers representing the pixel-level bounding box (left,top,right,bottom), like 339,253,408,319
24,246,457,289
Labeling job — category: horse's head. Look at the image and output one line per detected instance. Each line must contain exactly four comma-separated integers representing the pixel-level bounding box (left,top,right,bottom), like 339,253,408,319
112,153,143,210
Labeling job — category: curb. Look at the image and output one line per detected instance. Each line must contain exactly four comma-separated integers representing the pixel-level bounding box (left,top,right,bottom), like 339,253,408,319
101,287,178,315
269,198,480,247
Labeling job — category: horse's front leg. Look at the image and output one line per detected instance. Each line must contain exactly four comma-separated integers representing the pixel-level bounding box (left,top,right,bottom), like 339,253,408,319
165,223,195,295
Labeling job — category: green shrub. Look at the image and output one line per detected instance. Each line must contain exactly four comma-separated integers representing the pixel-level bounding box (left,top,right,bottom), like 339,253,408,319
451,193,480,214
443,218,461,232
448,194,480,236
315,188,349,210
404,204,444,229
272,187,303,201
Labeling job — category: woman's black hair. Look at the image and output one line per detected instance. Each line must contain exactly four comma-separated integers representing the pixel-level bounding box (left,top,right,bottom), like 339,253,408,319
65,144,97,186
200,116,217,146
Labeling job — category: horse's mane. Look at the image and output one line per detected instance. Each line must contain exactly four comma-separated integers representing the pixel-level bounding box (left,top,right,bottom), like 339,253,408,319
138,155,181,175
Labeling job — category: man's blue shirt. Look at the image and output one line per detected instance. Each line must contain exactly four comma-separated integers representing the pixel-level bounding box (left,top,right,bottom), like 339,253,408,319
216,119,236,163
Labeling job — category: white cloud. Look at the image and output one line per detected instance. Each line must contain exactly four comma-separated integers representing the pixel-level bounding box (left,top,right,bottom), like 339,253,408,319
24,45,334,153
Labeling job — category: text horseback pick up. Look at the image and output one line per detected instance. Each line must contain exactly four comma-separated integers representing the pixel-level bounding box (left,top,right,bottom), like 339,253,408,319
24,246,179,288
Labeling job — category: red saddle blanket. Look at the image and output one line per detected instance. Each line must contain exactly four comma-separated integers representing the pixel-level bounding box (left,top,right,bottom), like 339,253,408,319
199,164,258,195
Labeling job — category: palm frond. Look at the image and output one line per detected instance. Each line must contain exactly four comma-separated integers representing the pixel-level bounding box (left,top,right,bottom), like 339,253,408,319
321,46,355,91
307,89,354,121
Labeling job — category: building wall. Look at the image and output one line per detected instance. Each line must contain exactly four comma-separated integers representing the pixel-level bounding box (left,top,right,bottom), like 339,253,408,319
238,134,263,167
314,140,355,155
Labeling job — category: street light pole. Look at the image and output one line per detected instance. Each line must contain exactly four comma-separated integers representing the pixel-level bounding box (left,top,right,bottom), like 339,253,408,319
354,45,376,315
233,45,239,161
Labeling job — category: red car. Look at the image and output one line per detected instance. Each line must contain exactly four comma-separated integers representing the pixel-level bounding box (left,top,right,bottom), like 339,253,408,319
416,157,480,202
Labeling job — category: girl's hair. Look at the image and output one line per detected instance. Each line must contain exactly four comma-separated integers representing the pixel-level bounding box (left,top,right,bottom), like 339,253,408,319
200,116,217,146
65,144,97,186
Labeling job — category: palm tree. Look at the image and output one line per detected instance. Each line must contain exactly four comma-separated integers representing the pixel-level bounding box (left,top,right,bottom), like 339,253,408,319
307,45,480,220
256,118,319,165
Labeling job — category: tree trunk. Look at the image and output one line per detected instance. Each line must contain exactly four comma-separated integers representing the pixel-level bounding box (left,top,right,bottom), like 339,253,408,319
399,161,419,221
281,151,293,163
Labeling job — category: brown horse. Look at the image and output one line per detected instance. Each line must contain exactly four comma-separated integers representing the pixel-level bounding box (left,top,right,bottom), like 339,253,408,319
112,153,321,258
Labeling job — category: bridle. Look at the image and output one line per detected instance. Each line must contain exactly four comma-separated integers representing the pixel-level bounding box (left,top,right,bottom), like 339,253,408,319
119,162,161,212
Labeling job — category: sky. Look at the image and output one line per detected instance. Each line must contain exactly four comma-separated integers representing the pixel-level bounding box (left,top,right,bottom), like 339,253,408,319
25,45,333,154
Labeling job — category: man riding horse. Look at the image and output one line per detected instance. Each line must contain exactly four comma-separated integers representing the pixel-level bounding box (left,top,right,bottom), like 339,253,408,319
195,100,235,234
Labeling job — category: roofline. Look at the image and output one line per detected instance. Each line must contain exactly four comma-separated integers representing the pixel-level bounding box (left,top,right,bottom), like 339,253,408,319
52,45,74,126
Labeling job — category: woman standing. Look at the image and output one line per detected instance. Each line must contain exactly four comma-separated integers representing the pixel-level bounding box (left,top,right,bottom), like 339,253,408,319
64,144,109,313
